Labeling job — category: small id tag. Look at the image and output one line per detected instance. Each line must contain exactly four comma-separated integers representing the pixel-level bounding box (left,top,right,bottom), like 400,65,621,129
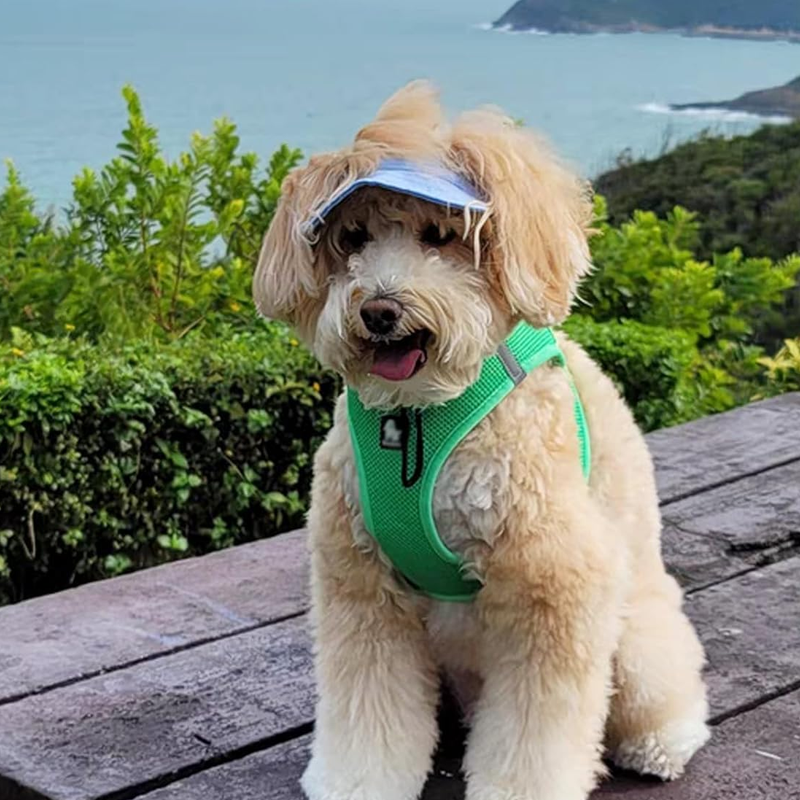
380,415,406,450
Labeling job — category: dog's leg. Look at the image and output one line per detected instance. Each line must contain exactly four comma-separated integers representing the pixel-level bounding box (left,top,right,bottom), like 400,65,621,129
606,571,709,780
302,555,439,800
301,454,439,800
463,514,624,800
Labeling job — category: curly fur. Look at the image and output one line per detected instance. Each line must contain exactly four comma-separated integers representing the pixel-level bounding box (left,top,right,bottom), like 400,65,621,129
254,81,709,800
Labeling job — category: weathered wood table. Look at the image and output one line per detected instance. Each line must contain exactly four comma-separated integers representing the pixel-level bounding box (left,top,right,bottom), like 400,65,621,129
1,394,799,800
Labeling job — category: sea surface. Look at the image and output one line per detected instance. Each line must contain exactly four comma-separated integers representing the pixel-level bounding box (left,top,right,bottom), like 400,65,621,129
1,0,798,210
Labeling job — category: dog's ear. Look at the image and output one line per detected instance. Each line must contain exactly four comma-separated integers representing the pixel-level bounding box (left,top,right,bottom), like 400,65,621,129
449,110,593,326
253,153,342,323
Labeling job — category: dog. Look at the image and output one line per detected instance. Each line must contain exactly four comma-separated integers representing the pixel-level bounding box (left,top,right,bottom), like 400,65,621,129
253,81,709,800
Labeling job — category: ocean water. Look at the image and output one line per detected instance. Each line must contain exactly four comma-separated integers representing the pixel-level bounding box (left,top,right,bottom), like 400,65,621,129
1,0,798,209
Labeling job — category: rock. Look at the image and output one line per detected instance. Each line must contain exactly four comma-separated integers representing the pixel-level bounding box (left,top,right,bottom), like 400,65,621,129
672,76,800,120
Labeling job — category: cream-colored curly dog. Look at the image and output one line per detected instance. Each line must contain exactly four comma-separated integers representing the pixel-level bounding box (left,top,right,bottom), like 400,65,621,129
253,81,709,800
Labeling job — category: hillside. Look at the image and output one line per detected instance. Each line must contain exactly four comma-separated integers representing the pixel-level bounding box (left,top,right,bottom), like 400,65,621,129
673,76,800,119
595,120,800,346
595,120,800,260
494,1,800,40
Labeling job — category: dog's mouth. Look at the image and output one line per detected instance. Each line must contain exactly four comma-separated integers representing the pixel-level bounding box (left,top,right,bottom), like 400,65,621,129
368,329,432,382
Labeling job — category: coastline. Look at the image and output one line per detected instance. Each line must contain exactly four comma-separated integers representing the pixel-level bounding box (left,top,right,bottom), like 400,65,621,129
491,21,800,44
688,24,800,43
669,103,797,121
670,76,800,121
641,102,793,124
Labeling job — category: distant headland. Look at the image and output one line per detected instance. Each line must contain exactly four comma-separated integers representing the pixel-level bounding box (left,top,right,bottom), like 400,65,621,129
672,76,800,120
493,1,800,43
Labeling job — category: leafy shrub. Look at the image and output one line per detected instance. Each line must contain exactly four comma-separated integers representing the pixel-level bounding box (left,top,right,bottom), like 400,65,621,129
760,338,800,393
0,327,337,604
565,316,697,430
585,199,800,343
0,86,301,342
579,197,800,426
1,312,722,604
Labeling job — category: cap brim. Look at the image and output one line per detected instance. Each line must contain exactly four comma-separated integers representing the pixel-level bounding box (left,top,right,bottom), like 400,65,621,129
304,158,488,234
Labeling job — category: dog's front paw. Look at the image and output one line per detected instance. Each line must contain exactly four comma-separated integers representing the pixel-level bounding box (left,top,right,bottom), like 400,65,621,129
610,718,710,781
301,757,364,800
301,756,424,800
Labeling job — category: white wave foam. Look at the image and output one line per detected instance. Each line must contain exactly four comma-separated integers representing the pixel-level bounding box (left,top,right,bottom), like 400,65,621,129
474,22,549,35
637,102,792,124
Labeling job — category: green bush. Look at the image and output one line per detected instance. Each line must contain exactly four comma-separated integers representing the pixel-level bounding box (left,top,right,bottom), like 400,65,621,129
0,86,301,342
585,199,800,343
565,316,696,430
1,312,727,604
760,338,800,393
578,197,800,426
0,327,337,604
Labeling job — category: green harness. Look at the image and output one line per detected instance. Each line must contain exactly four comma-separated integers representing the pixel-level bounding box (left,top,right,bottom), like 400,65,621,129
347,323,591,602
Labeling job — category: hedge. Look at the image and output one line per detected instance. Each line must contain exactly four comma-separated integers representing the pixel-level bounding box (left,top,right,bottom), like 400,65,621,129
1,317,709,604
564,315,699,431
0,327,337,604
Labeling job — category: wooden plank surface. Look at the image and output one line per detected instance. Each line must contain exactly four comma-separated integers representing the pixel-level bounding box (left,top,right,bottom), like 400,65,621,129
0,619,314,800
0,530,309,705
138,557,800,800
3,557,797,800
137,736,313,800
663,460,800,552
661,521,750,591
135,689,800,800
686,558,800,719
660,458,800,592
647,393,800,504
138,692,468,800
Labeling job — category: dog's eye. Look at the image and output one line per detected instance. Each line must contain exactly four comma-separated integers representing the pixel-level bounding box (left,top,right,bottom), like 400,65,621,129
339,225,370,254
420,224,457,247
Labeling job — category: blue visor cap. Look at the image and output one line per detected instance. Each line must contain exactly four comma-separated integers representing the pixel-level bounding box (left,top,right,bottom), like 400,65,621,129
305,158,488,233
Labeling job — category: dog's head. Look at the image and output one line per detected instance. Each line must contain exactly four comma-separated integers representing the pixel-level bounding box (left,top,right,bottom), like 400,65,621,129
254,81,592,408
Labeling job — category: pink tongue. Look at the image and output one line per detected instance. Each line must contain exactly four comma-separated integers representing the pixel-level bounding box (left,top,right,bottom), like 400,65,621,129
370,347,425,381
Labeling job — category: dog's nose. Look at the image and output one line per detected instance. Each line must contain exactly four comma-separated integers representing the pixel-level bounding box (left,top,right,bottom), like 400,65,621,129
360,298,403,336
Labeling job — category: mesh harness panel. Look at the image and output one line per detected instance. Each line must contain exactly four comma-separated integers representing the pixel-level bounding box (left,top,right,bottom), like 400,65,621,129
347,323,591,601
